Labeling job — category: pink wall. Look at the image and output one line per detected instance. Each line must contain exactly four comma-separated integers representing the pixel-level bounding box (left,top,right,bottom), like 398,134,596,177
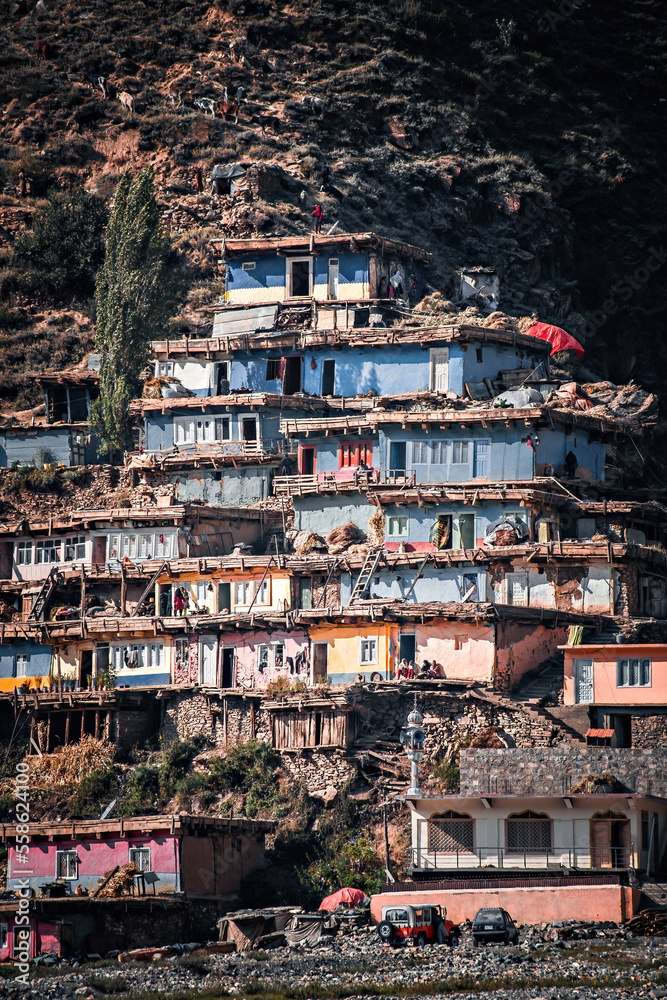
219,630,309,689
8,835,179,893
372,885,640,926
563,643,667,706
496,622,570,691
414,622,495,684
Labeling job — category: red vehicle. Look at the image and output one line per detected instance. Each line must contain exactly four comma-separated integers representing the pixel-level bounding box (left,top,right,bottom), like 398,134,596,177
377,903,459,947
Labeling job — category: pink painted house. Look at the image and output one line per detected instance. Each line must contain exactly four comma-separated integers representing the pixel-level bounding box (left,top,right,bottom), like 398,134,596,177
2,813,273,907
563,642,666,707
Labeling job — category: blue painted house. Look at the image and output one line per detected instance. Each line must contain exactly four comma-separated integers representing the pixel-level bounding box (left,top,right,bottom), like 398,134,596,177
217,232,431,306
0,641,52,692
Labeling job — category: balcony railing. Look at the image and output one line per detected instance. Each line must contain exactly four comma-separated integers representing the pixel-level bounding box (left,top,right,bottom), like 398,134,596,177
134,438,291,464
273,469,416,496
410,845,635,871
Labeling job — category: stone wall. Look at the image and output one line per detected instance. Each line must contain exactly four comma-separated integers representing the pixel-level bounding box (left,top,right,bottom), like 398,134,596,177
279,748,356,795
631,713,667,749
161,691,271,748
460,747,667,796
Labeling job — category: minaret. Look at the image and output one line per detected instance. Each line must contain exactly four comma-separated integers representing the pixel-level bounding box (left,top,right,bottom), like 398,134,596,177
400,694,426,796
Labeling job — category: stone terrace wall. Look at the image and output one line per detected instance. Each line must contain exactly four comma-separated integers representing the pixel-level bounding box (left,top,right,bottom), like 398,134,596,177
460,747,667,796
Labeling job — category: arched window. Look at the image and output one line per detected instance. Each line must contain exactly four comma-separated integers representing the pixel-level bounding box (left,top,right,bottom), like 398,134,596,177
506,810,552,853
428,810,474,853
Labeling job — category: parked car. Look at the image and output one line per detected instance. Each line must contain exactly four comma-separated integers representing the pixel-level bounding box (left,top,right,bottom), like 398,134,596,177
471,907,519,946
377,903,459,947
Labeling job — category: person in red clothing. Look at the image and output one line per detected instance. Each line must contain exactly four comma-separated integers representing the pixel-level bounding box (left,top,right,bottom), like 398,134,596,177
311,203,324,233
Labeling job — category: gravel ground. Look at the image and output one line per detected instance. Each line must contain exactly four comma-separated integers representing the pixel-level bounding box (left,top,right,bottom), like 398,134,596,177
1,923,666,999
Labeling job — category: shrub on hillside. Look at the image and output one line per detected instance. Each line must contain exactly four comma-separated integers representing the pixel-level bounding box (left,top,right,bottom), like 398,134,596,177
12,190,107,303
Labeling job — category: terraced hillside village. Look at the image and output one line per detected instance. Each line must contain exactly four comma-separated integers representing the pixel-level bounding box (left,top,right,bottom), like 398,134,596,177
0,0,666,968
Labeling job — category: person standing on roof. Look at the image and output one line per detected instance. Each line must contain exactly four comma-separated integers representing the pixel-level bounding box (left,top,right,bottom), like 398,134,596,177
311,203,324,233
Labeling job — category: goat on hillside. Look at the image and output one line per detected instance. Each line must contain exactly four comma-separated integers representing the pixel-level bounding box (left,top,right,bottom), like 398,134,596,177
118,91,136,113
33,38,51,59
218,100,239,123
194,97,217,117
301,95,326,115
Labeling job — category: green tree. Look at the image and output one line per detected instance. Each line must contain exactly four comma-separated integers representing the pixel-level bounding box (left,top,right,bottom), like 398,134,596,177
12,190,107,302
92,167,175,454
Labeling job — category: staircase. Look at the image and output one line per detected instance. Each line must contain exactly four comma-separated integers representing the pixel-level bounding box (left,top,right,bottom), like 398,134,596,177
514,658,564,702
639,881,667,910
347,547,383,605
28,567,60,622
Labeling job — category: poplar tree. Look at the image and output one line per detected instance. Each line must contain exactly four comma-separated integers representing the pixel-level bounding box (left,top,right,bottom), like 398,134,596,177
92,167,174,454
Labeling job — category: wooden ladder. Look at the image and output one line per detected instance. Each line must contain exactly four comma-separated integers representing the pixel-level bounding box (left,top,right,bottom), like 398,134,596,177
28,567,60,623
347,547,383,605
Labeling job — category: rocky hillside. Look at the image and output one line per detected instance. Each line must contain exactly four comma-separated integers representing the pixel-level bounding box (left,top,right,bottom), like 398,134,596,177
0,0,665,410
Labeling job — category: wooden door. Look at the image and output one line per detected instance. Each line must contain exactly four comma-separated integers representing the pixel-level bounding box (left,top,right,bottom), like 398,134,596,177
312,643,328,683
590,820,612,868
199,637,217,686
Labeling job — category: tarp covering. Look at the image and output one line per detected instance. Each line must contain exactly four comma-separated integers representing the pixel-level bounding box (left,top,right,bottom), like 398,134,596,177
319,887,367,912
525,323,585,358
211,164,247,180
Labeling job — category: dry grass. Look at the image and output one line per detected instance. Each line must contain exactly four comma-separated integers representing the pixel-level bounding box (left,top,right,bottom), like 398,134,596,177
29,735,115,787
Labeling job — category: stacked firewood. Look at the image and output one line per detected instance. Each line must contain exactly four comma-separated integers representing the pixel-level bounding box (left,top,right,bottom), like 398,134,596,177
95,862,139,898
626,910,667,936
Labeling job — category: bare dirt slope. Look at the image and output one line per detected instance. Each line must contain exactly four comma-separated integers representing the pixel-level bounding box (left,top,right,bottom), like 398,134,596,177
0,0,665,404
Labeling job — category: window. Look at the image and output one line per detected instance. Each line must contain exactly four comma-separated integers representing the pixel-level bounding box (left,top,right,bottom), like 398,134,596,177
235,581,253,606
174,417,230,446
36,539,61,564
14,654,27,678
412,441,429,464
462,573,479,600
617,658,651,687
274,643,285,669
241,261,256,271
156,533,174,559
506,811,552,853
257,644,270,671
454,634,469,650
359,638,378,664
387,515,409,538
507,573,528,607
138,534,153,559
56,850,79,880
112,643,163,672
129,847,151,872
339,440,372,469
428,811,474,853
256,579,269,605
432,441,448,464
174,637,189,671
452,441,469,464
157,362,174,377
15,542,32,566
266,359,281,380
64,535,86,561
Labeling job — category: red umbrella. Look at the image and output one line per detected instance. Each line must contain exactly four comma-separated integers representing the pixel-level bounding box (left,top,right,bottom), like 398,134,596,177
525,322,585,358
319,887,368,912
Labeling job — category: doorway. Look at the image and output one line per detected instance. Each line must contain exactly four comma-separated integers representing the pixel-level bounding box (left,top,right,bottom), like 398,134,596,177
282,356,302,395
80,649,93,689
389,441,407,478
590,812,631,868
221,648,235,688
215,362,230,395
92,537,107,566
241,417,258,442
288,258,312,297
399,633,416,662
311,642,328,683
218,582,231,614
199,637,217,686
321,359,336,396
457,514,475,549
298,446,316,475
328,259,339,299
